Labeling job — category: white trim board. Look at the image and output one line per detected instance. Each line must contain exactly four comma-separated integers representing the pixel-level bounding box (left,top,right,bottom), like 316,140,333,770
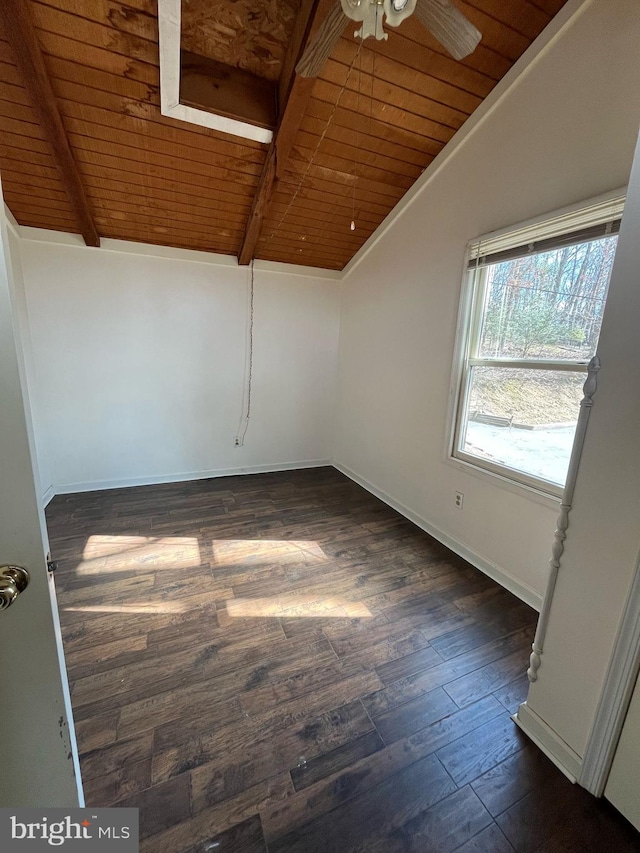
48,459,332,497
47,577,85,806
157,0,272,145
341,0,591,280
332,460,543,611
4,204,20,236
18,227,342,280
514,702,582,783
580,549,640,796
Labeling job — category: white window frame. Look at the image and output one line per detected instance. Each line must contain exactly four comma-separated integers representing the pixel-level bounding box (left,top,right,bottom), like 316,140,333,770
449,190,626,498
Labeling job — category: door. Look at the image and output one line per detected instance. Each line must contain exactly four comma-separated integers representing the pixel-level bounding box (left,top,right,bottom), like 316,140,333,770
605,670,640,830
0,199,82,805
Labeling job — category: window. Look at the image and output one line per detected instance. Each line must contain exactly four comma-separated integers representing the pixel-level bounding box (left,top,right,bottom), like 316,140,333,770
452,194,624,495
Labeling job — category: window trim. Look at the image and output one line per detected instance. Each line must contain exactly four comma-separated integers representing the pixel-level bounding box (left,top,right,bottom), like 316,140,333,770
448,190,625,497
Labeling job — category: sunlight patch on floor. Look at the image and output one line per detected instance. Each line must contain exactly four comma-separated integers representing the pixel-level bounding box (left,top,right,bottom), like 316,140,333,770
82,534,199,558
211,539,327,567
63,602,193,614
225,595,371,619
77,535,202,573
74,536,327,576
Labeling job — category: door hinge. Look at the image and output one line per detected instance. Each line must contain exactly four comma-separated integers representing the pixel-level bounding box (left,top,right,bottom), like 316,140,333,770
47,559,58,573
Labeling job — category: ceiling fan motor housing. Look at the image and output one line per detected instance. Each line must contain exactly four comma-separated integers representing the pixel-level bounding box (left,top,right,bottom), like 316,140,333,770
340,0,418,41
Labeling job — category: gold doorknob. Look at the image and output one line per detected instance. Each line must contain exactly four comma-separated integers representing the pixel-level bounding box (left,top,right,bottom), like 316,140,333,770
0,565,30,611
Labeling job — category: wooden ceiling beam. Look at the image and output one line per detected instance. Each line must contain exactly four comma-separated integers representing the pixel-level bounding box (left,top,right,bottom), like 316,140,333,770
0,0,100,247
238,0,341,266
278,0,318,110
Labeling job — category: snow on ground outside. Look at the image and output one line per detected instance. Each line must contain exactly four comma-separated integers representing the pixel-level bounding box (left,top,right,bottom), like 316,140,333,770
465,422,576,487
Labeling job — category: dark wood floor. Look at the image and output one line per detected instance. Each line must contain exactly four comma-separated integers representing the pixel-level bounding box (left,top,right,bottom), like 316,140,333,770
47,467,639,853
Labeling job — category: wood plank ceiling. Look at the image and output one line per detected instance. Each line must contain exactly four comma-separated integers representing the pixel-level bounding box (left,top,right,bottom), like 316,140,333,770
0,0,568,271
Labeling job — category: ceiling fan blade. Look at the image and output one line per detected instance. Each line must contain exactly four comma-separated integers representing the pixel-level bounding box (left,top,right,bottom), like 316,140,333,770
414,0,481,60
296,2,349,78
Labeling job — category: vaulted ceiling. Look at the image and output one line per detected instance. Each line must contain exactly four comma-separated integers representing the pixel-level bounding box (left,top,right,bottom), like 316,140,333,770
0,0,568,270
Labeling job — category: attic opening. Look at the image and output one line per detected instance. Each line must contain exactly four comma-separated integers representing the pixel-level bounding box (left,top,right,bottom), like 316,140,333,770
158,0,298,143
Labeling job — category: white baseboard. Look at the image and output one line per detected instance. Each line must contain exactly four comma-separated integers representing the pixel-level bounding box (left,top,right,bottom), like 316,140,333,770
49,459,332,497
514,702,582,782
332,461,542,612
41,485,55,508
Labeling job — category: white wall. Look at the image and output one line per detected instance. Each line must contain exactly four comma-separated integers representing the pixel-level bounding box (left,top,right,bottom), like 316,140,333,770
19,234,340,494
5,220,54,501
524,129,640,760
334,0,640,606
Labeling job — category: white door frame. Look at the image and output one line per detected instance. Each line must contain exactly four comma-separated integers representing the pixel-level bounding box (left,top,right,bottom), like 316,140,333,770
580,551,640,795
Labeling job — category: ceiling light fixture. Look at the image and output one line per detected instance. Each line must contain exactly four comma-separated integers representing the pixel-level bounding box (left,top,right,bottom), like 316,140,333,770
340,0,417,41
296,1,482,79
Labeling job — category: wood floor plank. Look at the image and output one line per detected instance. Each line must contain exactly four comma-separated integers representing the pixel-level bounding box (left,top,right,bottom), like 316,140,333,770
80,731,154,782
493,674,530,715
470,744,559,818
279,610,388,640
61,606,214,656
443,649,529,709
151,682,378,788
238,665,383,720
453,823,516,853
341,630,438,669
290,728,384,792
186,699,375,809
269,752,459,852
115,774,191,840
74,710,119,752
327,618,430,659
64,634,149,679
82,757,152,808
271,773,491,853
371,785,493,853
60,571,156,605
368,575,483,624
535,798,640,853
430,605,537,660
44,468,636,853
184,815,267,853
375,643,444,685
261,696,504,843
147,610,283,658
117,682,243,741
141,774,292,853
362,627,533,718
371,685,459,744
495,773,590,853
435,715,527,787
72,633,335,710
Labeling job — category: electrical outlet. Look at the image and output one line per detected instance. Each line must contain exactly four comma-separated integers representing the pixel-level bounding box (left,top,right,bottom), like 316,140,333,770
455,491,464,509
234,437,242,447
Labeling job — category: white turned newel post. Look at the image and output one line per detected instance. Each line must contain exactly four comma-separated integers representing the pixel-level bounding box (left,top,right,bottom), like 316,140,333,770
527,355,601,682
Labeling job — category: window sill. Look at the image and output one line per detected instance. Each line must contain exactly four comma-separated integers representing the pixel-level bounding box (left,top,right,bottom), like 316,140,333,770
446,453,562,511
